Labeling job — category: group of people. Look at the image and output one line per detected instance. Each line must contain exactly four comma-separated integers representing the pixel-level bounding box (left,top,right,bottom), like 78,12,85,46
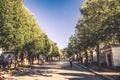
69,56,93,67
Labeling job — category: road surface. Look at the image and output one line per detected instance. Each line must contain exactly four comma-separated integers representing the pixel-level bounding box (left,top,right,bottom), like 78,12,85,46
5,60,106,80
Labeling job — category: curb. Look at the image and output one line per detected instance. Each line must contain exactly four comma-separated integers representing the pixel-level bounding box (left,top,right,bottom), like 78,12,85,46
77,63,115,80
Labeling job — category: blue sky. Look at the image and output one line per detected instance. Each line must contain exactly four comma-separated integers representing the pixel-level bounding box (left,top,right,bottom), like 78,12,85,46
24,0,84,49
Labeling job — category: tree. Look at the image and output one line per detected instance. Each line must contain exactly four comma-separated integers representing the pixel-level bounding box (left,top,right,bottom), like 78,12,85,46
0,0,58,66
75,19,96,64
67,35,78,57
67,0,120,69
80,0,120,69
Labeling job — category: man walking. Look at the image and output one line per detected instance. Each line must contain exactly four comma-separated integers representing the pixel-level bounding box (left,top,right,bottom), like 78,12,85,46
69,57,73,67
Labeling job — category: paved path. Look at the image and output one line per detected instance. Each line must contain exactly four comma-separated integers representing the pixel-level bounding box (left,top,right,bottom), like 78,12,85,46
5,61,106,80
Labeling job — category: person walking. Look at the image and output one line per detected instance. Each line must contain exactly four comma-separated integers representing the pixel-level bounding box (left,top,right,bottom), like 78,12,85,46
69,57,73,67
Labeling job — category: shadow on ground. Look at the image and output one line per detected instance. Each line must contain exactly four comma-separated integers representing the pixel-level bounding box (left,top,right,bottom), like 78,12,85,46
11,65,57,77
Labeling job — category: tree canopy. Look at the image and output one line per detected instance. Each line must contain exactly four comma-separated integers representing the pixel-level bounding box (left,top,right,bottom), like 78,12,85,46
0,0,59,57
67,0,120,63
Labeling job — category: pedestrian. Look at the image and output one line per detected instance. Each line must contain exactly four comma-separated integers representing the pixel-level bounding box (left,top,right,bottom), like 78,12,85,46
89,59,92,65
4,55,11,68
0,55,4,68
7,55,12,68
69,57,73,67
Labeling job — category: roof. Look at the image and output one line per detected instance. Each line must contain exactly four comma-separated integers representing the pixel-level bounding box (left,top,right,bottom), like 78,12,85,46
2,52,15,54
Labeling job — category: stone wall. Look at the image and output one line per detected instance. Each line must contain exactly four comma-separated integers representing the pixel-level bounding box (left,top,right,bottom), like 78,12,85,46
112,47,120,67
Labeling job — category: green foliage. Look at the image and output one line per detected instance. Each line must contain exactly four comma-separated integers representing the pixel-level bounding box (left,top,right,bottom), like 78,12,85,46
58,49,63,56
67,34,80,56
81,0,120,44
67,0,120,56
48,41,59,57
0,0,59,57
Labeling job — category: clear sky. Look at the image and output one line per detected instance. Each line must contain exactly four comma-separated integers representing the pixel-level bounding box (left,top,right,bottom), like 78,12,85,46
24,0,84,49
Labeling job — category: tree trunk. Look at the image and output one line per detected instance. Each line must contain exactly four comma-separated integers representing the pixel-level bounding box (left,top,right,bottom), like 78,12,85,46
59,56,60,61
79,53,83,64
14,49,18,68
84,49,88,66
90,50,93,63
76,54,79,61
96,44,101,70
20,51,24,66
118,34,120,44
37,55,40,64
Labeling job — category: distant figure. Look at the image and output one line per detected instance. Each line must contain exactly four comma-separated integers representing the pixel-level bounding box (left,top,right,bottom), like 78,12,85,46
4,55,12,68
7,55,12,68
89,59,92,65
69,57,73,67
0,55,4,67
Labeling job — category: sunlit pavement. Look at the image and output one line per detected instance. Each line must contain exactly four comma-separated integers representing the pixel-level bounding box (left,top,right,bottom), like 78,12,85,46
77,63,120,80
3,61,111,80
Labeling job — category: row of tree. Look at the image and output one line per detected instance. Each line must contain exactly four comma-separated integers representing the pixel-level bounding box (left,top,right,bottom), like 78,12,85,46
66,0,120,69
0,0,61,66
